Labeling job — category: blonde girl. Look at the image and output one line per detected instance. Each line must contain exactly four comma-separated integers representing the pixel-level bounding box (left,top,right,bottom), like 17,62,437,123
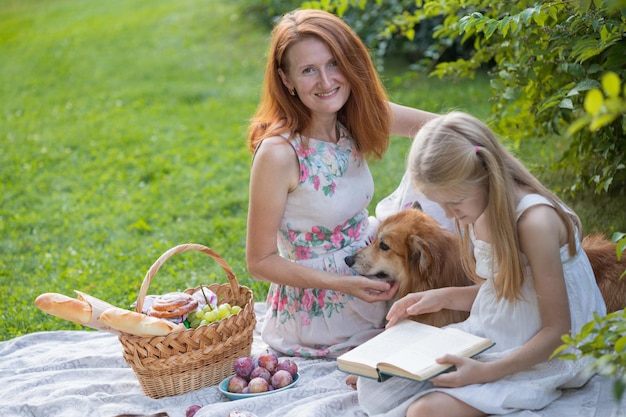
357,111,606,416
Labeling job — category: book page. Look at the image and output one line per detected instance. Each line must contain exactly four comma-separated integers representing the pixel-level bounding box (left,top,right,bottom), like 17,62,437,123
337,320,493,381
377,325,493,380
337,320,447,378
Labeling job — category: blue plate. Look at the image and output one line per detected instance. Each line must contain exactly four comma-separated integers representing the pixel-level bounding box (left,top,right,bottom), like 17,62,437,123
218,372,300,400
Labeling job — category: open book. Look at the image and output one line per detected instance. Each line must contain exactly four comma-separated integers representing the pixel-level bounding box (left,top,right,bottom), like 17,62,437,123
337,320,494,382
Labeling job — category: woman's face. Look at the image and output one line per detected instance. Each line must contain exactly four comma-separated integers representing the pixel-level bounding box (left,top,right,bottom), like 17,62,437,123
279,37,351,118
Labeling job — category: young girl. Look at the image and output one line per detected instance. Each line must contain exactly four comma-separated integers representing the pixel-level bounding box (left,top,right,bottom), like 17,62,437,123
357,111,607,416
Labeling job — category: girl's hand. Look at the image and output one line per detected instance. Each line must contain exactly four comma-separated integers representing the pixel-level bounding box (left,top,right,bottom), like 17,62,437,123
430,354,490,388
385,289,445,327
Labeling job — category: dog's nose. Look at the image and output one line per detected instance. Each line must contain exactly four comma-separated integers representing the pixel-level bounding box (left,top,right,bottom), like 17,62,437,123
344,255,355,267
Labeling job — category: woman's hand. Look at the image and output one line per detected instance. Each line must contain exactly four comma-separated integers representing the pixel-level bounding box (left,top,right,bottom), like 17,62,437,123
385,289,446,327
342,276,399,303
430,355,493,387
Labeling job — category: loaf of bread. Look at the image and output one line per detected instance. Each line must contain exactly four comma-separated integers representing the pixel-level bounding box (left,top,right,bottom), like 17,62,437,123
148,292,199,319
99,306,183,337
35,292,92,325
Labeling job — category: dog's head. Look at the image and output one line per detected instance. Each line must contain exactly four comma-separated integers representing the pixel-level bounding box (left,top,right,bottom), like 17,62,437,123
345,208,460,299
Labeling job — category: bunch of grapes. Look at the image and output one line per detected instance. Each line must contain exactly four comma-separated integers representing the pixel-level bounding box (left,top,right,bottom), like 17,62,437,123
227,351,298,394
186,302,242,328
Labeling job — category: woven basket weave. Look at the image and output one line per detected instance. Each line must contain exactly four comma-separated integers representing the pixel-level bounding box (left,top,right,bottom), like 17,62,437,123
118,243,256,399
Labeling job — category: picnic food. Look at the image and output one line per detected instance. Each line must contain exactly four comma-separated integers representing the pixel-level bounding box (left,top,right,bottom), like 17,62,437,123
35,293,92,325
270,369,293,389
186,405,202,417
233,357,255,379
100,306,183,336
34,290,122,333
225,354,299,394
187,302,242,328
148,292,199,319
34,290,185,336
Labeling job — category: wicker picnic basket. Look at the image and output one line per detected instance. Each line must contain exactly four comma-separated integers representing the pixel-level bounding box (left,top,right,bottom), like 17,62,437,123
118,243,256,399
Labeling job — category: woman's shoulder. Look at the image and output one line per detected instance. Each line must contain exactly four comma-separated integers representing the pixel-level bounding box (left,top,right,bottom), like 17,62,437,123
253,135,298,165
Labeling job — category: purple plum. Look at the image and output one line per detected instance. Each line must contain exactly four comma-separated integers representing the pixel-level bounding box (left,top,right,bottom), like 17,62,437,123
270,369,293,389
276,359,298,377
227,375,248,393
233,356,255,379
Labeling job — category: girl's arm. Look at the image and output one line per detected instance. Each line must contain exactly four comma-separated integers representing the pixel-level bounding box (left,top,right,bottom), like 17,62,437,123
245,138,397,302
385,284,481,328
432,205,572,387
389,102,439,138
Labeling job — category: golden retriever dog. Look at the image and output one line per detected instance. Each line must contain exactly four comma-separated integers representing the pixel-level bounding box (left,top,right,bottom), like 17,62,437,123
345,208,472,327
345,209,626,327
581,234,626,313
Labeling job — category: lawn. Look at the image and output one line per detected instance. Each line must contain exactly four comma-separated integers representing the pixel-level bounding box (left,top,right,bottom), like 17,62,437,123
1,0,624,341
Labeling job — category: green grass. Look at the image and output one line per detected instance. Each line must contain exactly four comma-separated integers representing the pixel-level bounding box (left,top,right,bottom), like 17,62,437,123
1,0,624,341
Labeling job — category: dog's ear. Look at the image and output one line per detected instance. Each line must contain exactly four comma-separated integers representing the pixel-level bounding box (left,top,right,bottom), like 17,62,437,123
410,201,423,211
408,235,432,274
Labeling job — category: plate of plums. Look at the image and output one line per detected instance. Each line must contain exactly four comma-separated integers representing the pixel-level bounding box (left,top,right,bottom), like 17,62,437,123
219,350,300,400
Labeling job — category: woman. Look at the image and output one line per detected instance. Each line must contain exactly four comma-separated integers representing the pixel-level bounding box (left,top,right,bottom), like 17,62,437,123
245,9,444,358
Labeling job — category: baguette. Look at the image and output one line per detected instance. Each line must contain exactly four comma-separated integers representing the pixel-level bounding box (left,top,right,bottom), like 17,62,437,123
35,292,92,325
100,307,183,337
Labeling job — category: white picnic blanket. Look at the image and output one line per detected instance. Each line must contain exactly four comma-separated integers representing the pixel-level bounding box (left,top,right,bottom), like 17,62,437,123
1,303,624,417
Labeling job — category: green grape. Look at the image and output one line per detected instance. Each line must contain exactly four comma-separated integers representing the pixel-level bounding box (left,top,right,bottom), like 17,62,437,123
230,305,242,315
217,304,232,320
204,310,219,323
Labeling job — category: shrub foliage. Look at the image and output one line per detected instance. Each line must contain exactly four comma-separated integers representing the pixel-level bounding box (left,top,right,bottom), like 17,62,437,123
305,0,626,195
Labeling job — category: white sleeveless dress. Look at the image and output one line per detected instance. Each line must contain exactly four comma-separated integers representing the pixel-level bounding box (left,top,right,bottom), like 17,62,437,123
261,124,388,358
375,171,455,233
358,194,607,415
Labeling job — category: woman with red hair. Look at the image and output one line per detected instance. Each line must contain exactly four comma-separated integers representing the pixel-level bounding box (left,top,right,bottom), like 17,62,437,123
245,9,442,358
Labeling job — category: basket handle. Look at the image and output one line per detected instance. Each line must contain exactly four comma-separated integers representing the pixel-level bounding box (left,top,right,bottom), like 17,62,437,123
134,243,239,314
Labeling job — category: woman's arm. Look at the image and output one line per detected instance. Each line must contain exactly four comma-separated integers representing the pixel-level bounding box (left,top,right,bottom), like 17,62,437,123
245,138,397,302
389,102,439,138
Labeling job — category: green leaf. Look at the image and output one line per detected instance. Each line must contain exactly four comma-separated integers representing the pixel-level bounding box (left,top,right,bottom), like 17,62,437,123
520,8,535,24
485,20,500,39
615,335,626,353
578,0,592,12
547,5,558,21
499,16,512,37
566,115,592,136
590,114,617,131
559,98,574,109
613,379,625,403
567,79,600,97
602,72,621,98
584,89,604,115
558,353,578,361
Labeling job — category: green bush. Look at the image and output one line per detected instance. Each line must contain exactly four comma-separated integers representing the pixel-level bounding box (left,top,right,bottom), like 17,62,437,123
554,307,626,402
552,75,626,404
309,0,626,195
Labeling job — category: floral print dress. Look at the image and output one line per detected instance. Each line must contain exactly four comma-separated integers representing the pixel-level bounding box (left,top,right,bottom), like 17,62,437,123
261,123,388,358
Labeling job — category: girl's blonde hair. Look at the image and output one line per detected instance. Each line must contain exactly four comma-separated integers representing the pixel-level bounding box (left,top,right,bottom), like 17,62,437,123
408,111,581,301
247,9,391,158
